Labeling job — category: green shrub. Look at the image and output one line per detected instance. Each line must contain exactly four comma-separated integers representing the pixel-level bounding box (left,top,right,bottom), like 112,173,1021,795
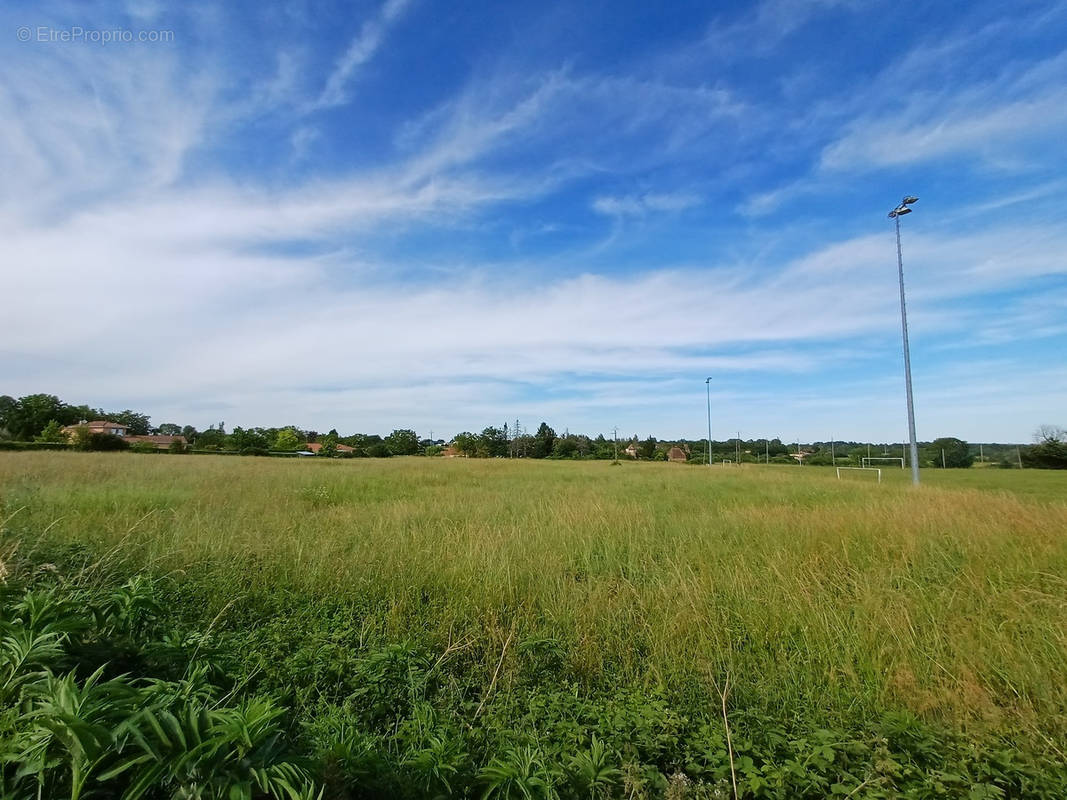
88,433,128,451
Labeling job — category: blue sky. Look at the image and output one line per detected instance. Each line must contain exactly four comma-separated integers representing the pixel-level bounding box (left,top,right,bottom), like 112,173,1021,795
2,0,1066,442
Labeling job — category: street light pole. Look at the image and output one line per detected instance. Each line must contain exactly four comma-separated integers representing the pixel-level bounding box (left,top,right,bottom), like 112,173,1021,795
889,196,921,486
705,377,713,467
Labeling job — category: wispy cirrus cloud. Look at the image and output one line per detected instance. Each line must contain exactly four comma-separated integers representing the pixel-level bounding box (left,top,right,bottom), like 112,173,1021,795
310,0,414,110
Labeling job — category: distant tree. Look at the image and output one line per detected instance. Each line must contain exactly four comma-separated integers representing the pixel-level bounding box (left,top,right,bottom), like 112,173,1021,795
638,436,657,460
0,395,16,438
365,442,391,458
478,427,509,458
196,428,226,450
71,426,93,451
168,439,187,454
923,437,974,468
453,432,479,458
319,433,339,457
273,428,302,451
7,394,67,440
33,420,68,443
157,423,182,436
385,429,421,456
105,410,151,436
552,437,578,459
181,425,198,443
1022,425,1067,469
532,423,556,459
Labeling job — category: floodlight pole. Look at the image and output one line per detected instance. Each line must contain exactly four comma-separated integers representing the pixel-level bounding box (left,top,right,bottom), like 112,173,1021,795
705,377,713,466
890,198,921,486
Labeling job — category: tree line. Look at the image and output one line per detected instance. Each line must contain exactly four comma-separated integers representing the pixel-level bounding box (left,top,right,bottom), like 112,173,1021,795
2,393,1065,468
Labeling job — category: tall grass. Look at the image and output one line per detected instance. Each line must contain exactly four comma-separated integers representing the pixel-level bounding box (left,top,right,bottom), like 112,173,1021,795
2,452,1066,745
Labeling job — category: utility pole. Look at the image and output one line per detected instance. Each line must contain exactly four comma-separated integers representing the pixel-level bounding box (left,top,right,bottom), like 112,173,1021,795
613,426,618,462
705,377,713,467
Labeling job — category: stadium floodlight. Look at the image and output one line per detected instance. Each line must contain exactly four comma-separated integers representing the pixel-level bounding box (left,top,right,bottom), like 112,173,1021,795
889,195,921,486
705,377,713,467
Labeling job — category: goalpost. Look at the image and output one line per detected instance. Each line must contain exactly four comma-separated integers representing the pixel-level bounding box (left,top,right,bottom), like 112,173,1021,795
837,467,882,483
862,457,904,469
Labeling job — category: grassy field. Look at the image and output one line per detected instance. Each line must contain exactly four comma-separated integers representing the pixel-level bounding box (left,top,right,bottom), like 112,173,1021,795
2,452,1066,797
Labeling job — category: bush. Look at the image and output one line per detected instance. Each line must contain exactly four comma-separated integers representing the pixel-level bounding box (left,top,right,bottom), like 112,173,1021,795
366,443,391,458
88,433,128,451
130,440,158,454
0,441,72,452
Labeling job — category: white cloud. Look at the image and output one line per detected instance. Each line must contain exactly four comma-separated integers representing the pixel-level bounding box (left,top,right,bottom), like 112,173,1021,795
310,0,413,110
703,0,858,57
592,192,701,217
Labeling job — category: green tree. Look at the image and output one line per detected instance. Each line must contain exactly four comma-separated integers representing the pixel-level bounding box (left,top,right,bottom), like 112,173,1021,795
195,427,226,450
33,420,68,443
453,432,479,457
70,425,93,451
157,423,182,435
552,437,578,459
638,436,657,460
385,428,420,456
273,428,302,451
105,409,151,436
319,433,339,457
923,437,974,468
1022,426,1067,469
0,395,16,438
479,427,509,458
7,394,67,440
532,423,556,459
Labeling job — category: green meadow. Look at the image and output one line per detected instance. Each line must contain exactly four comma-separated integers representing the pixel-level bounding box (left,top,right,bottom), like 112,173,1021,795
2,452,1066,798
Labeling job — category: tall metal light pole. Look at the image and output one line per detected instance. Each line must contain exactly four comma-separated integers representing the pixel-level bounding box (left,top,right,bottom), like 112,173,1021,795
888,195,921,486
705,377,713,466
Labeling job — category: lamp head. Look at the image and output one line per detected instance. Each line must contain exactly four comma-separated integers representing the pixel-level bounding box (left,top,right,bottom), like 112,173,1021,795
902,195,919,205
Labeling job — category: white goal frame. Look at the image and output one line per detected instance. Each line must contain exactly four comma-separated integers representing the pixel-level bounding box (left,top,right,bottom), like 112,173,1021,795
837,467,882,483
862,457,904,469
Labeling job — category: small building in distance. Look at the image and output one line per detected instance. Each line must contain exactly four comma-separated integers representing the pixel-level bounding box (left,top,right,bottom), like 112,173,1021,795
60,420,186,450
303,442,355,454
666,446,688,463
624,442,639,459
61,419,128,438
